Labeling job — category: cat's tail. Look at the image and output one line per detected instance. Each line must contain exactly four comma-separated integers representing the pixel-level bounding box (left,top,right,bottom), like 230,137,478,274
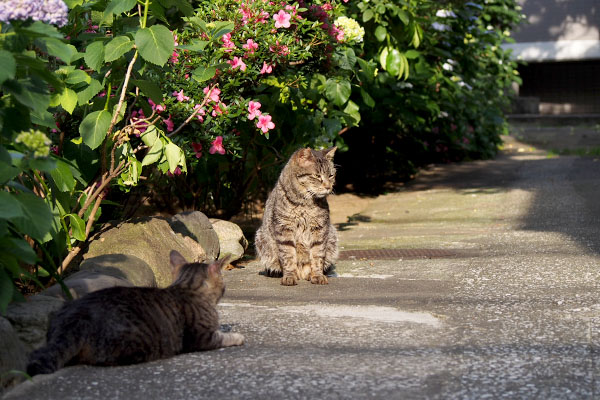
26,335,83,376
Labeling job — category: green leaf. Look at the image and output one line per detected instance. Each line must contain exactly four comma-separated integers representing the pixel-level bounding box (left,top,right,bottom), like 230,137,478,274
141,137,164,166
191,65,217,82
343,100,361,125
79,110,111,150
105,0,137,15
0,192,23,219
2,238,37,264
360,88,375,108
5,79,50,115
405,49,420,59
104,36,134,63
131,79,163,104
165,142,181,172
31,109,56,129
140,125,159,147
20,21,63,38
0,50,16,84
49,159,75,192
59,88,78,114
397,10,410,25
11,193,54,242
211,22,234,40
323,118,342,137
76,78,103,105
386,48,403,76
41,38,78,64
363,9,374,22
66,69,91,85
176,39,208,52
374,26,387,42
325,79,351,107
135,25,174,66
159,0,194,16
357,58,375,79
65,213,86,241
333,48,357,70
84,41,105,71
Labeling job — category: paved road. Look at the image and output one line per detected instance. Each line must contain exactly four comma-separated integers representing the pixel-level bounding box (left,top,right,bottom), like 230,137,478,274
4,133,600,399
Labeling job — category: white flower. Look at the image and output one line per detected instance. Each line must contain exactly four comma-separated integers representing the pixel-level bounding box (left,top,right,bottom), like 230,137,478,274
397,82,413,89
442,63,453,71
436,10,457,18
431,22,451,32
0,0,68,26
438,111,449,118
457,81,473,90
334,16,365,43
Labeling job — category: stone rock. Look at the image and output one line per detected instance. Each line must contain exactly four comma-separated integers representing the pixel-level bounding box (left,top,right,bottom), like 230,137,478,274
84,217,206,287
5,295,65,352
210,219,248,262
79,254,157,287
0,317,27,390
169,211,220,260
40,270,134,300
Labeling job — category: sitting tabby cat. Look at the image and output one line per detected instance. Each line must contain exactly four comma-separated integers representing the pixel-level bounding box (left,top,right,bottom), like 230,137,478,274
27,251,244,376
255,147,338,286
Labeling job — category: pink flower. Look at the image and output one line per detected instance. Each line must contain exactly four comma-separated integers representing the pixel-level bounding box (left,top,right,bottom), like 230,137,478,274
256,114,275,133
191,142,203,159
211,102,227,117
228,56,247,71
273,10,291,29
194,104,206,122
148,99,165,113
221,32,236,52
131,108,148,134
170,50,179,64
269,41,289,56
163,114,174,132
209,136,226,155
167,166,182,177
247,101,262,120
203,87,221,103
242,39,259,54
172,90,189,102
260,61,273,74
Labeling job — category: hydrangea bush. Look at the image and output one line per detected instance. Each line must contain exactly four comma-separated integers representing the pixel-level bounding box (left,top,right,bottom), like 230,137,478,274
335,0,524,189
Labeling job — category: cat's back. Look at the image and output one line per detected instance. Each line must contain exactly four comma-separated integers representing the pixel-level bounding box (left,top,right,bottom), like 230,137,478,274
50,286,184,339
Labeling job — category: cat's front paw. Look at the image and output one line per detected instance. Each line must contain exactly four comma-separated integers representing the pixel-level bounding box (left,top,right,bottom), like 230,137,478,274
220,332,245,347
281,276,297,286
310,275,328,285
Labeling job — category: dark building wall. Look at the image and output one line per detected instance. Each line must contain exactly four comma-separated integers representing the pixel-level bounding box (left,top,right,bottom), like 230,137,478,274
518,60,600,114
510,0,599,114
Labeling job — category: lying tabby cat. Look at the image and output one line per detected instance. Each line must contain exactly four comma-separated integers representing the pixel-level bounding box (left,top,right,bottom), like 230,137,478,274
27,251,244,376
255,147,338,286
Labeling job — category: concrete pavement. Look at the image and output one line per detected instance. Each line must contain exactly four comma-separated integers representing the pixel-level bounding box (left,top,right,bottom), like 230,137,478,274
4,130,600,399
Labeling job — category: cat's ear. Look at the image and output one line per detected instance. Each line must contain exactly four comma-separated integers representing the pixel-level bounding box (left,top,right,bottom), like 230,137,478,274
208,255,231,276
295,147,314,168
323,146,337,161
169,250,188,273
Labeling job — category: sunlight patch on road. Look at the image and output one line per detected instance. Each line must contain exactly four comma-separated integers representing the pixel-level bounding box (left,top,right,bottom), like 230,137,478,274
284,305,442,327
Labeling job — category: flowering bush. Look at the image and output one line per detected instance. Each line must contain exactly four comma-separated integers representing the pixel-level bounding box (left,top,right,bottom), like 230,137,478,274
139,0,367,216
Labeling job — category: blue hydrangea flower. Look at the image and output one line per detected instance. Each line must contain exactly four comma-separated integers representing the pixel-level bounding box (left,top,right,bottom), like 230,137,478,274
0,0,68,27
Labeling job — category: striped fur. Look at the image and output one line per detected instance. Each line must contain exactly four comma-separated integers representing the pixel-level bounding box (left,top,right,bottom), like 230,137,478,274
255,147,339,286
26,251,243,376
